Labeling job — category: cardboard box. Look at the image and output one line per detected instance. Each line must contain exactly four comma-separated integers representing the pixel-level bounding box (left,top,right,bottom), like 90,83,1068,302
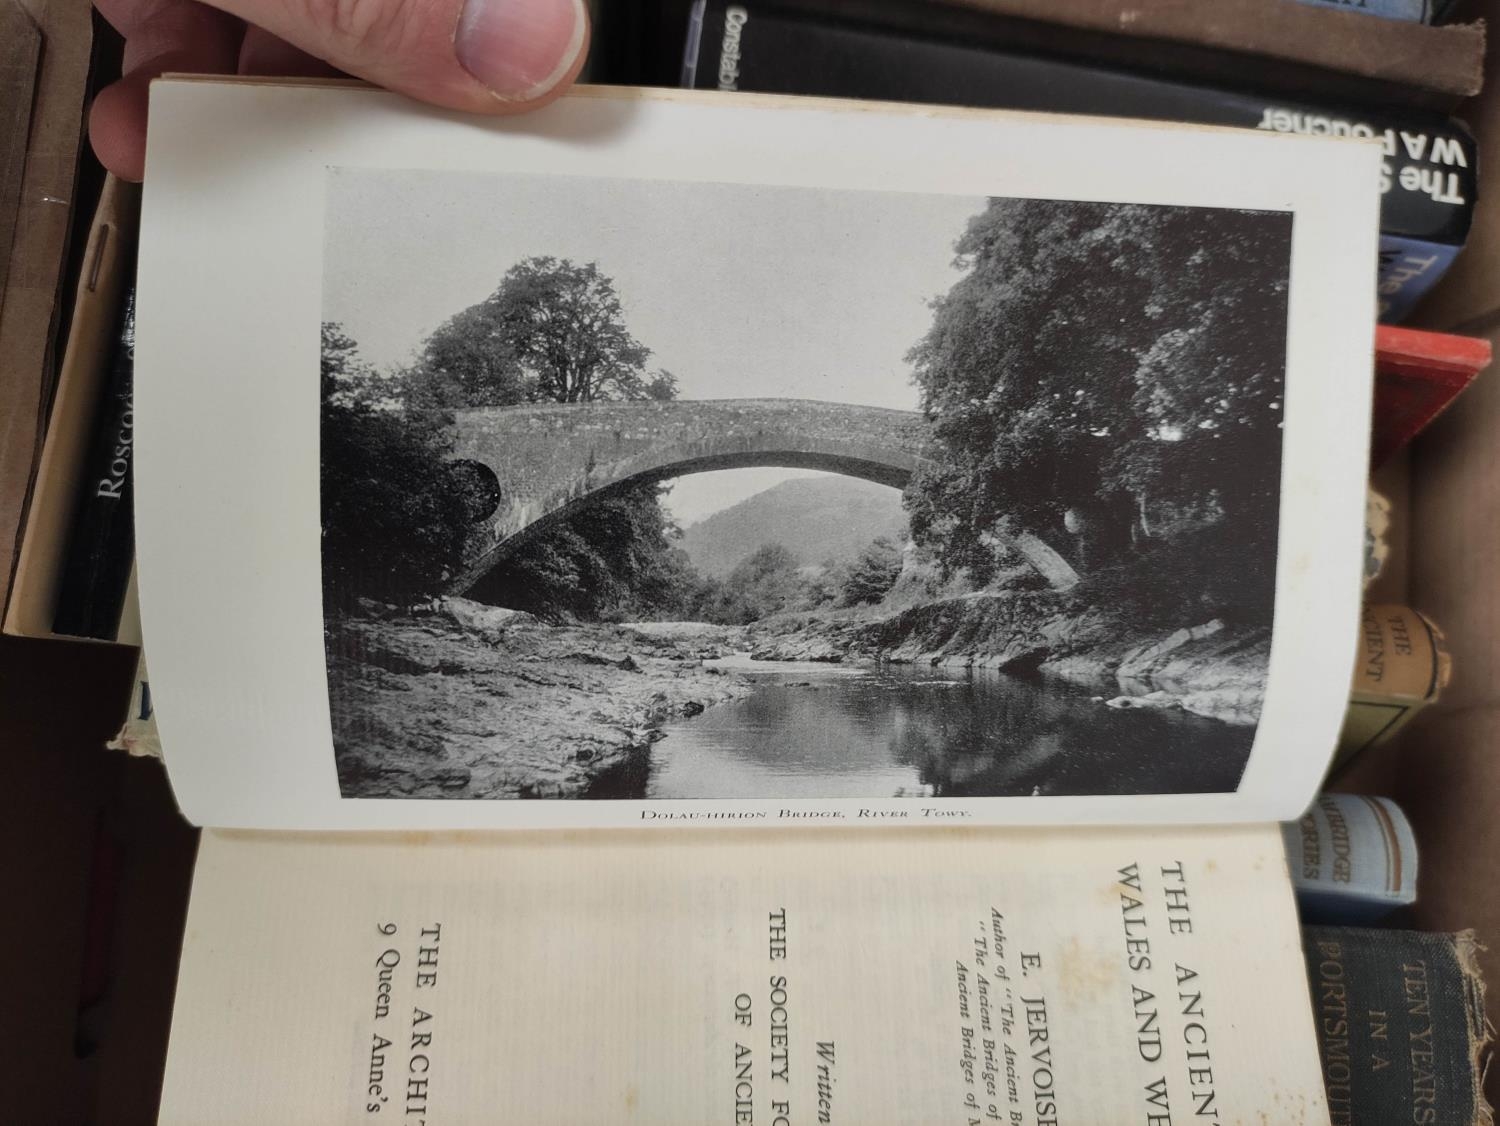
1334,5,1500,1112
0,0,94,621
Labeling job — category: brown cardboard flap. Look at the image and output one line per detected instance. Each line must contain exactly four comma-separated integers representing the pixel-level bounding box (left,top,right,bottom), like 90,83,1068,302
0,0,41,288
0,0,94,618
1405,319,1500,1109
1412,329,1500,710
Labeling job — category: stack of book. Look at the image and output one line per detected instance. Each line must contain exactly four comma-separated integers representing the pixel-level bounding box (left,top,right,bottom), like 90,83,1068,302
1286,794,1491,1123
598,0,1483,322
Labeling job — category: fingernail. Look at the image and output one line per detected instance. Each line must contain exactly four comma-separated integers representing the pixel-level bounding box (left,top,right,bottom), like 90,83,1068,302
455,0,586,102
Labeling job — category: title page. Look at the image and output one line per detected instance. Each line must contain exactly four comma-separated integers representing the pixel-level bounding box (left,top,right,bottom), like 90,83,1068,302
160,825,1329,1124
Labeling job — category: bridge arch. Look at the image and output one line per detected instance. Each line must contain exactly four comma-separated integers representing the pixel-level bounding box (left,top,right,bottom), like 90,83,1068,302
443,399,930,594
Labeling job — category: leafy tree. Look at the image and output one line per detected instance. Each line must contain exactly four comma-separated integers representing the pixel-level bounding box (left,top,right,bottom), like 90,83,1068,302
409,258,692,620
320,323,469,607
415,301,531,408
839,536,903,607
420,256,677,406
470,481,701,622
906,200,1290,577
321,322,366,403
727,544,804,620
685,543,810,625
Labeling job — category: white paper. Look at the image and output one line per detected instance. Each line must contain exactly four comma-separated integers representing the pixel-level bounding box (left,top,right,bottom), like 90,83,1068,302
159,824,1331,1124
136,81,1378,830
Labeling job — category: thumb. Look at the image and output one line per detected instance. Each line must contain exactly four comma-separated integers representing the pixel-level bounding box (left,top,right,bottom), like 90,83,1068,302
211,0,589,110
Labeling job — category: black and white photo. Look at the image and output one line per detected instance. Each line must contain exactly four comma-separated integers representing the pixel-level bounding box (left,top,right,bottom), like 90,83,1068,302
319,168,1293,802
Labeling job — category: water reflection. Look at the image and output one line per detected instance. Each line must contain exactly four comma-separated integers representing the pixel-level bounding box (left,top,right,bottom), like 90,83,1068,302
586,658,1253,800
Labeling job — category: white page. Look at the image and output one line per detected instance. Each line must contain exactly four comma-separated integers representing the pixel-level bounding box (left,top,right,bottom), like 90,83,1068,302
137,80,1378,830
159,824,1330,1124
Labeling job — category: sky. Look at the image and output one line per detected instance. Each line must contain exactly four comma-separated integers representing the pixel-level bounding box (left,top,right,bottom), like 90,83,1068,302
323,169,981,524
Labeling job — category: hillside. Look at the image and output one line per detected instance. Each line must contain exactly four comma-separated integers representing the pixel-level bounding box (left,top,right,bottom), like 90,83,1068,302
678,476,907,578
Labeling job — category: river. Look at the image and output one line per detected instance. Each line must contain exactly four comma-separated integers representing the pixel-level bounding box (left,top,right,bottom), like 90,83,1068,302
586,655,1254,800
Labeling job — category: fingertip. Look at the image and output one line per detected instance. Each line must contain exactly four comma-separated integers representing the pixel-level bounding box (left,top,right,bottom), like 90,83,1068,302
470,12,590,115
453,0,588,105
89,77,151,182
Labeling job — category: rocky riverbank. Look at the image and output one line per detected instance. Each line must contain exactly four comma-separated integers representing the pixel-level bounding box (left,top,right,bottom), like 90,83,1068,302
326,600,753,799
326,583,1266,801
746,590,1268,725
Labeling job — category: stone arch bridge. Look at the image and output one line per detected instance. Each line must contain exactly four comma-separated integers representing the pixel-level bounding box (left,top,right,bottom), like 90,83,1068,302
443,398,1080,594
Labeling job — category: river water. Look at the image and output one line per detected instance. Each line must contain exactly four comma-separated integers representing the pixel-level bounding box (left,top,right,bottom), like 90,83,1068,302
587,656,1254,799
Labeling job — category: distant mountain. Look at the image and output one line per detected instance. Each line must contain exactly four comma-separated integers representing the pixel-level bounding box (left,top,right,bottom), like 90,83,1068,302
678,476,907,578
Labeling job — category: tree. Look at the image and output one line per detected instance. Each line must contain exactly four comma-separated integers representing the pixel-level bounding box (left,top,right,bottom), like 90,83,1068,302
683,543,810,625
420,257,677,407
320,323,469,607
469,481,702,622
321,322,366,404
412,259,694,620
415,301,530,408
839,536,903,607
906,200,1290,578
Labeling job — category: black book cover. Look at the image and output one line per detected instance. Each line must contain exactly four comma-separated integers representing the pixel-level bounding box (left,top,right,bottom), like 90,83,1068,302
53,282,136,639
1303,927,1491,1126
681,0,1475,252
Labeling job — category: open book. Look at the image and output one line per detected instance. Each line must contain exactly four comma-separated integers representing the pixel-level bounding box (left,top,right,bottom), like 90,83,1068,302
138,81,1377,1120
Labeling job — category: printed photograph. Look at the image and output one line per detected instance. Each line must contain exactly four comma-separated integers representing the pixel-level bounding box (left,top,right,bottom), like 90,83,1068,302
320,168,1292,801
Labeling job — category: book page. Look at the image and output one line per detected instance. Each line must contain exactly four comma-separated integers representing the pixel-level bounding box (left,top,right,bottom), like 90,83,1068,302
136,80,1378,829
159,824,1330,1124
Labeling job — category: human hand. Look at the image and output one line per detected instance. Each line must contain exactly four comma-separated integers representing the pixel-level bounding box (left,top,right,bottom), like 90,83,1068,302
90,0,590,180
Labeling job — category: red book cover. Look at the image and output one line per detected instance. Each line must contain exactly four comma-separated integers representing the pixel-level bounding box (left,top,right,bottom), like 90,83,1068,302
1373,326,1491,467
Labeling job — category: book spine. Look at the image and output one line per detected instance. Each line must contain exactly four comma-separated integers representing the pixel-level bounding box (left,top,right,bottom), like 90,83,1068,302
1370,324,1492,465
1379,235,1464,322
1335,604,1450,770
1302,927,1490,1125
1294,0,1433,22
52,283,137,639
1281,794,1417,923
684,1,1475,321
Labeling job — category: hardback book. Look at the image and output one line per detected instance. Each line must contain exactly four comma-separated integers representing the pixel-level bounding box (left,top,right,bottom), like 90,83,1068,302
673,0,1476,322
1333,604,1451,774
1295,0,1436,22
600,0,1487,109
51,279,137,639
1283,793,1418,922
136,80,1380,1118
1294,0,1467,21
1371,324,1492,467
1303,927,1493,1125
